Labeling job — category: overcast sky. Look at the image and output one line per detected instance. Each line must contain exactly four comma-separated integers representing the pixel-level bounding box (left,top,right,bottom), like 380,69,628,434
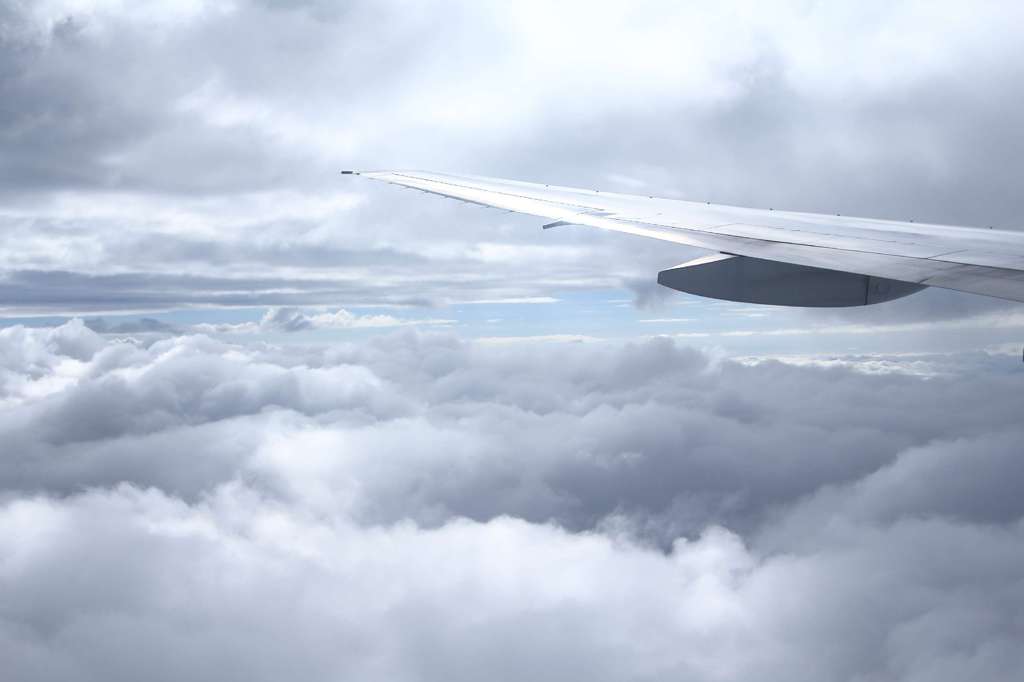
3,1,1024,681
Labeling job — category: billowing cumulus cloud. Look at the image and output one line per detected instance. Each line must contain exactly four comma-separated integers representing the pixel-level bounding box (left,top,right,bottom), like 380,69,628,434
5,320,1022,532
5,486,1024,682
2,321,1024,680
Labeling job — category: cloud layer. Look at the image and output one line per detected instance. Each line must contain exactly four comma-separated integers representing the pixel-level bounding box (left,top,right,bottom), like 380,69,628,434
2,321,1023,680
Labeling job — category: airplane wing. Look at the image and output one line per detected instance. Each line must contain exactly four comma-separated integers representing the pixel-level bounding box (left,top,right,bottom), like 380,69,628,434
343,170,1024,307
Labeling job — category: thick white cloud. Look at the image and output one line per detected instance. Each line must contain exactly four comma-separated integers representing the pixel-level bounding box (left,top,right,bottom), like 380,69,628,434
4,484,1023,682
4,320,1021,531
2,322,1024,680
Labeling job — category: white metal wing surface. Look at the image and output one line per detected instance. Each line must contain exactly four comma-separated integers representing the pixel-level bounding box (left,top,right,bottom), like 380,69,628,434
344,170,1024,307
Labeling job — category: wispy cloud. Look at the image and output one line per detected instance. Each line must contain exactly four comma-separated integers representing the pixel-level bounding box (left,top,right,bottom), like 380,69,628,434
192,306,455,334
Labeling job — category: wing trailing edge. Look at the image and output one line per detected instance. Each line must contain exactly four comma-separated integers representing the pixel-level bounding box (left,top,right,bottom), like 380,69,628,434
345,170,1024,306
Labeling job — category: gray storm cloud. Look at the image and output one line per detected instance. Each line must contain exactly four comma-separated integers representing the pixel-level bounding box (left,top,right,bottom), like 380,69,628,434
1,0,1023,316
2,321,1024,681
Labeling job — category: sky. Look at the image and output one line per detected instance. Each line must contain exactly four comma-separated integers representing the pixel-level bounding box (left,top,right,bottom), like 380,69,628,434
2,1,1024,680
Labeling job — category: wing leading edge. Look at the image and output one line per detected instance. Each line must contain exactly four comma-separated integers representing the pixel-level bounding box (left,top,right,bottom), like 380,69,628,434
345,170,1024,306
